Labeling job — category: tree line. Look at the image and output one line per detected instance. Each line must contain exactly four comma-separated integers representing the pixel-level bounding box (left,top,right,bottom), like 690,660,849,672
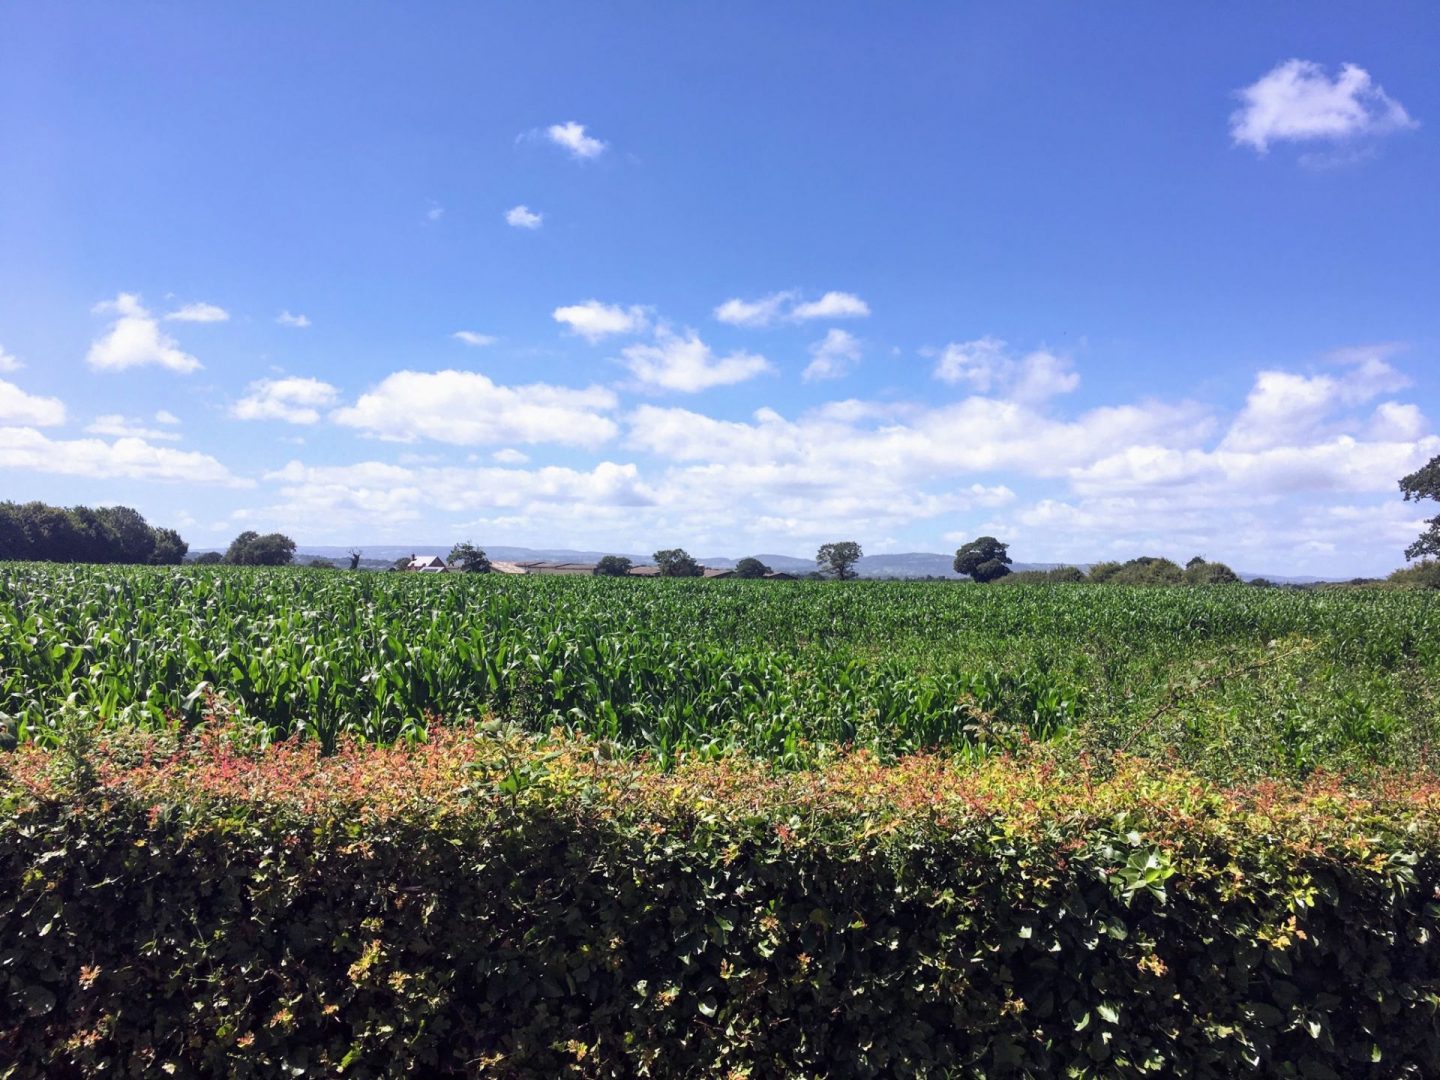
0,501,188,565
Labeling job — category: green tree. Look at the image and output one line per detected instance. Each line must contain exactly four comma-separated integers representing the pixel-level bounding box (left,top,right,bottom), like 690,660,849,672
225,531,295,566
1183,556,1240,585
653,548,702,577
595,555,633,577
952,536,1012,583
448,542,491,573
816,541,863,580
734,557,770,579
193,551,224,565
1400,456,1440,560
150,527,189,565
96,506,157,564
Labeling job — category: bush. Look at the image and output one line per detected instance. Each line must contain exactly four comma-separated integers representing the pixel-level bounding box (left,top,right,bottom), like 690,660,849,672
3,727,1439,1077
1389,560,1440,589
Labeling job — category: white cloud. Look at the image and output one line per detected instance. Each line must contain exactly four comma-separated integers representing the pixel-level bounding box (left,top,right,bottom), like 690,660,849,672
85,414,181,441
453,331,498,347
621,329,772,393
714,290,871,327
1231,60,1418,153
492,448,530,465
86,293,202,374
803,329,863,381
154,409,181,425
164,302,229,323
790,291,871,321
1370,401,1426,442
545,121,607,159
0,427,246,486
233,377,341,424
505,204,543,229
933,337,1079,402
553,300,650,342
0,379,66,426
427,203,445,222
332,370,618,448
0,344,25,372
714,292,795,328
276,310,311,328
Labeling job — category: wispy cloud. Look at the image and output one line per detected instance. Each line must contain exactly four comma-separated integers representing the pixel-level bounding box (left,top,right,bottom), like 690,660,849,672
276,310,311,328
621,328,772,393
932,337,1078,402
233,377,340,424
0,378,66,426
453,331,498,347
803,329,863,382
85,414,182,441
87,293,202,374
553,300,650,342
1231,60,1417,153
714,290,870,327
0,344,22,372
545,121,607,159
505,204,543,229
164,301,229,323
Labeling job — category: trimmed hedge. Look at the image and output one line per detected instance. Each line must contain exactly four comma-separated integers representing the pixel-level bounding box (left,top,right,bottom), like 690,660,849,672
2,726,1439,1077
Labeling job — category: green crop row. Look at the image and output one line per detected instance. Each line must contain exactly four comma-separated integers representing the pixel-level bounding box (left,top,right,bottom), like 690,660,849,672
1,564,1437,777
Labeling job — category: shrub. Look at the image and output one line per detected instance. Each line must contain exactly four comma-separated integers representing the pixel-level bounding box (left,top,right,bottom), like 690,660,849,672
3,727,1438,1077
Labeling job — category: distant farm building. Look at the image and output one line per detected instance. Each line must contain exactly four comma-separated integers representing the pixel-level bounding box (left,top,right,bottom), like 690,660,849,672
406,555,449,573
701,567,734,579
491,560,599,576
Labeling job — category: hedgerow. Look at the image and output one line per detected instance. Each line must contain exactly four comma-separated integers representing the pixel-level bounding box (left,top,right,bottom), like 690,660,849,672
2,725,1439,1077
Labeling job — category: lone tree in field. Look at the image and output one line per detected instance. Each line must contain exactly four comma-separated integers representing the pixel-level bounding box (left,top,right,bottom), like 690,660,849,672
594,555,633,576
734,557,771,579
654,548,703,577
817,541,862,580
224,531,296,566
1400,456,1440,559
347,549,362,570
448,542,491,573
953,536,1012,583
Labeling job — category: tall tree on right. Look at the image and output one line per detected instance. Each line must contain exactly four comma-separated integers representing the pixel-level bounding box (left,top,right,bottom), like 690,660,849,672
953,536,1013,583
1400,456,1440,559
816,541,862,580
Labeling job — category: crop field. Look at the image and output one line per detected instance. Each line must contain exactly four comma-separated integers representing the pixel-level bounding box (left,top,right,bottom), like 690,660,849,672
2,563,1436,779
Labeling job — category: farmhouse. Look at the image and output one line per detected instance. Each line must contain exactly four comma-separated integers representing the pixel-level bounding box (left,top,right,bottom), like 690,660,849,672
406,555,449,573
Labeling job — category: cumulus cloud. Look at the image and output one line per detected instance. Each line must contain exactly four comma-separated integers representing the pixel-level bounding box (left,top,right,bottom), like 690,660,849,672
621,329,772,393
492,448,530,465
276,310,311,328
86,293,202,374
154,409,181,425
803,329,863,381
0,345,25,373
0,379,66,426
505,205,543,229
1231,60,1418,153
933,337,1079,402
0,427,246,486
545,121,607,159
553,300,650,342
164,302,229,323
790,291,871,321
332,370,618,448
453,331,498,347
714,290,870,327
233,377,341,424
85,414,181,441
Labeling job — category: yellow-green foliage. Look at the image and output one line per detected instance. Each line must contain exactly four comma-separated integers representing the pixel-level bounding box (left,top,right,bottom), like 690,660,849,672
2,725,1438,1077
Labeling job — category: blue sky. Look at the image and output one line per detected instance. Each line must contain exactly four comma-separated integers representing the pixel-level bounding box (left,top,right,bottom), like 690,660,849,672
1,4,1437,574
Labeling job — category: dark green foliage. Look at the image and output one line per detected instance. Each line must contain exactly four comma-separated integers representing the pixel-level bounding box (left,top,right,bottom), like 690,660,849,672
594,555,633,577
1100,556,1185,586
653,548,702,577
307,558,337,569
996,566,1085,584
734,556,770,579
447,542,491,573
2,733,1438,1077
1389,560,1440,589
1183,556,1242,585
224,531,296,566
192,551,224,565
0,501,186,565
817,540,863,580
1400,455,1440,560
953,536,1013,583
